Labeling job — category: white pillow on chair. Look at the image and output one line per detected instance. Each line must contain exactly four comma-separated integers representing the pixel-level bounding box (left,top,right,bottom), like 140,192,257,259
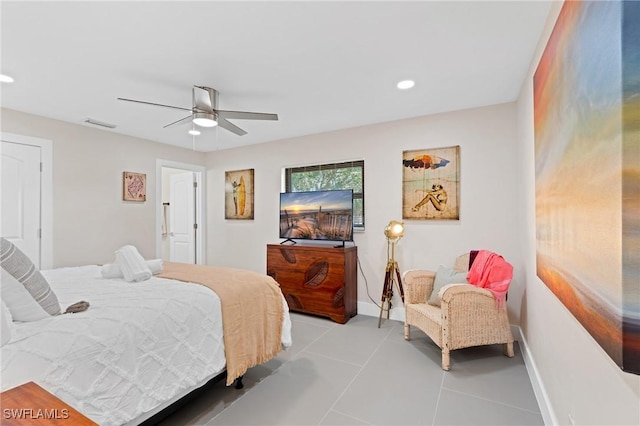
427,265,468,307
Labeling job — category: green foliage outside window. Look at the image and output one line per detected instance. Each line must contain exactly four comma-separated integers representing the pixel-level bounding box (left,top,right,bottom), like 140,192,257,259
285,161,365,229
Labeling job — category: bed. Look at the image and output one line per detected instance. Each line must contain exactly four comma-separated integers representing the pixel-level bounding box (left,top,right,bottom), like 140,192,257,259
0,262,292,426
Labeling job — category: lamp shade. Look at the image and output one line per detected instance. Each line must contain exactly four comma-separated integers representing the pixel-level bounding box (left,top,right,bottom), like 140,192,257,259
192,112,218,128
384,220,404,240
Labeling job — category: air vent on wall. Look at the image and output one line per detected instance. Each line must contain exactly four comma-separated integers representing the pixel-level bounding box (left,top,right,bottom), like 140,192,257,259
84,118,116,129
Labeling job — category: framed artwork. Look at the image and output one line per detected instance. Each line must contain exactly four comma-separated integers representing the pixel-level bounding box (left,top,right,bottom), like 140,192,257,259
534,1,639,374
402,146,460,220
123,171,146,202
225,169,254,220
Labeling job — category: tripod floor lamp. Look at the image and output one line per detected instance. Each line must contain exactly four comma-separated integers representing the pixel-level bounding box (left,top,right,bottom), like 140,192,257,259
378,220,405,328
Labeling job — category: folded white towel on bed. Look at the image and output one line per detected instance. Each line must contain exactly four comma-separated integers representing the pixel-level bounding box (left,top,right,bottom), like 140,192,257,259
146,259,164,274
100,263,122,278
115,245,152,282
101,259,164,279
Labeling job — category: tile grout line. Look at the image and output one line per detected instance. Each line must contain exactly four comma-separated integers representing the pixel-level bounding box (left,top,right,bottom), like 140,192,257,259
316,322,397,426
441,386,543,416
187,316,541,426
293,322,336,354
207,320,336,425
431,368,447,426
328,408,373,425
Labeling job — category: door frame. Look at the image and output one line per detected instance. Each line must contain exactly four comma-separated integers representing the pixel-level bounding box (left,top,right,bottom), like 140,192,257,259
155,159,206,264
1,132,53,269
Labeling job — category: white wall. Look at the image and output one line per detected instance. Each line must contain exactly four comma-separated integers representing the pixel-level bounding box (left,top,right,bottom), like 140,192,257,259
515,2,640,425
205,102,523,322
0,108,205,267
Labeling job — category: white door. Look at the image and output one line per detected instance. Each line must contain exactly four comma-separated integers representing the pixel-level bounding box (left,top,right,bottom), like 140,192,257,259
1,141,41,267
169,171,195,263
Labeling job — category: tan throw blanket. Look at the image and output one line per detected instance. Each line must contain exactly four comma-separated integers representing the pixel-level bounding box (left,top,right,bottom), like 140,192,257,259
158,262,284,385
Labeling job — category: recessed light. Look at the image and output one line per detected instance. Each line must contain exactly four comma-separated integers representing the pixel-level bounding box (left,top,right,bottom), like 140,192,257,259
397,80,415,90
0,74,14,83
188,129,201,136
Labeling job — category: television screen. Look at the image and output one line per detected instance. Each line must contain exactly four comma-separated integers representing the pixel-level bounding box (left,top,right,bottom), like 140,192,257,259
279,190,354,242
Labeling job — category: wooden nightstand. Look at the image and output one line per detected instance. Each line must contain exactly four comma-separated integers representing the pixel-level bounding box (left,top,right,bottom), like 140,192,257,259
0,382,97,425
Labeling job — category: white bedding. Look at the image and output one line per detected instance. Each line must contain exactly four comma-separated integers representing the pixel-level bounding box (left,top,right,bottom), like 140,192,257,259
0,265,292,425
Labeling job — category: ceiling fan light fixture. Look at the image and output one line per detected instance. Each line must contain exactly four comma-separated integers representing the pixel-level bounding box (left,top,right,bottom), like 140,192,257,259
192,112,218,128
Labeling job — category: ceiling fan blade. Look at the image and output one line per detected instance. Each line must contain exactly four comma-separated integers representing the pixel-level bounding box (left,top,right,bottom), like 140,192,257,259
218,118,247,136
217,110,278,121
163,115,193,128
193,86,215,112
117,98,192,112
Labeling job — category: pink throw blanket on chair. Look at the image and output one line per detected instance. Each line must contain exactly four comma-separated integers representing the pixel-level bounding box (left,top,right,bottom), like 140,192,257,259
466,250,513,306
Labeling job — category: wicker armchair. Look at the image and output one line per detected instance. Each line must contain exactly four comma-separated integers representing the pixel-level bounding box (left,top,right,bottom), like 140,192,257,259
403,253,514,370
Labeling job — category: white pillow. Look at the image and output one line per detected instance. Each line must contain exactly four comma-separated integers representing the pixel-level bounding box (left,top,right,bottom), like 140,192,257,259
1,300,13,346
427,265,469,307
0,237,61,315
1,267,49,322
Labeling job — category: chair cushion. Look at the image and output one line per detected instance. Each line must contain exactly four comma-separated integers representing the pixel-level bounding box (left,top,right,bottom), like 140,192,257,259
408,302,443,323
428,265,468,307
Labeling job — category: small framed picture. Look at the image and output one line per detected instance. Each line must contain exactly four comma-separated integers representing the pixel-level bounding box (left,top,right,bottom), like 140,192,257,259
123,171,146,202
225,169,255,220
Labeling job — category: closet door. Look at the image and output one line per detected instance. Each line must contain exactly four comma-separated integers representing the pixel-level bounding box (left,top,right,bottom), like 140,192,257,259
1,141,41,267
169,171,195,263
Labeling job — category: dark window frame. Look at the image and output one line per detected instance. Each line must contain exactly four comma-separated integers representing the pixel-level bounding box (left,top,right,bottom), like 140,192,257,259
284,160,365,230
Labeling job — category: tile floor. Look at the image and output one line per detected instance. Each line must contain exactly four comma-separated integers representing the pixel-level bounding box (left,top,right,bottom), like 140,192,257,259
155,313,544,426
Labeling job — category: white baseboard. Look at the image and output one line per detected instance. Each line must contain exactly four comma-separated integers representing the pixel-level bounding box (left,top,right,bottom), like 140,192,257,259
357,301,405,322
514,326,556,426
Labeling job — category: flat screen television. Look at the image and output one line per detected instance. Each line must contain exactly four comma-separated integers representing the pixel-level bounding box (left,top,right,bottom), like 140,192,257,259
279,189,354,243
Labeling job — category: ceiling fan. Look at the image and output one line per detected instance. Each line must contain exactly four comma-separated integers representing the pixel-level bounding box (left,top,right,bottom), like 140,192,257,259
117,86,278,136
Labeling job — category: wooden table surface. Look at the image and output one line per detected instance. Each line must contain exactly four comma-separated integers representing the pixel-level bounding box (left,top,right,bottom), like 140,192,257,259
0,382,98,425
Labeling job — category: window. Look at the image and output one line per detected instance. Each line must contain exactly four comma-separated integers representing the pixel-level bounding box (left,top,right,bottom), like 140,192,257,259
285,160,365,230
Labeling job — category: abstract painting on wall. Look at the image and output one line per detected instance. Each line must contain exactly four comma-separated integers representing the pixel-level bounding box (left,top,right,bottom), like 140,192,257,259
402,146,460,220
534,0,639,374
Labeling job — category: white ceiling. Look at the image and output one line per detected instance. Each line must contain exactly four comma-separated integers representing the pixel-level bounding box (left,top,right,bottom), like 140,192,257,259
1,1,553,152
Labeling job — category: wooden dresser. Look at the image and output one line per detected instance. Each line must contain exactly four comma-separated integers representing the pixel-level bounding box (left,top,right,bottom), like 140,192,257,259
267,244,357,323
